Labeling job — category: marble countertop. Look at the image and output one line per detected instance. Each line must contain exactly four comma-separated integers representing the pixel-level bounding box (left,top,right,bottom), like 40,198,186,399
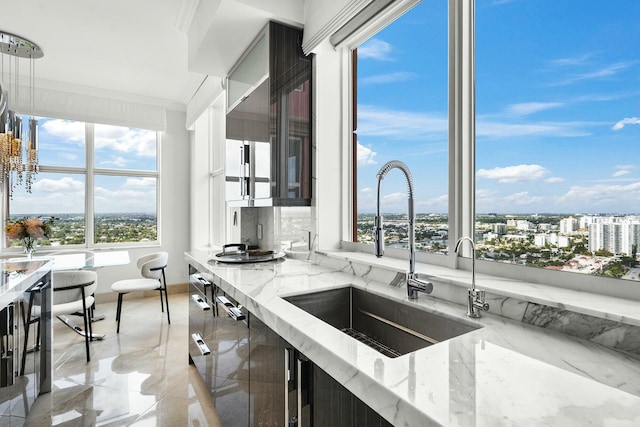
186,250,640,426
0,258,53,309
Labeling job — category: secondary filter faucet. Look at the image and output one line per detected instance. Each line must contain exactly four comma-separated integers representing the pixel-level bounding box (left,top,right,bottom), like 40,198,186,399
374,160,433,299
454,236,489,318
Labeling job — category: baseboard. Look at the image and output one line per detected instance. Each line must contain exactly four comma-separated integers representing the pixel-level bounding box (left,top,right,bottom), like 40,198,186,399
95,282,188,304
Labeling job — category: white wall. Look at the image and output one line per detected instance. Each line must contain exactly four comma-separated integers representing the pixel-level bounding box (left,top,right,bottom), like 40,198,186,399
313,41,346,251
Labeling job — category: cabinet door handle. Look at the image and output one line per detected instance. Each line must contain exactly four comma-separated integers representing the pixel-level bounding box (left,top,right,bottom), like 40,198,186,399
215,296,246,321
191,333,211,356
191,294,210,311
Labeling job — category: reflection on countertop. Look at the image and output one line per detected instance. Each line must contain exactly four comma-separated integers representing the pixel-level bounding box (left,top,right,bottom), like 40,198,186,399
0,258,52,310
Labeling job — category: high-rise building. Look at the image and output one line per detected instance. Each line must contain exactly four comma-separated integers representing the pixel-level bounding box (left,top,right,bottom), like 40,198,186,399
560,216,579,235
588,217,640,255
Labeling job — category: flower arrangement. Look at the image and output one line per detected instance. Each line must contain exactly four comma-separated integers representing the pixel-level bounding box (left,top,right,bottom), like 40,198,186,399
5,217,54,256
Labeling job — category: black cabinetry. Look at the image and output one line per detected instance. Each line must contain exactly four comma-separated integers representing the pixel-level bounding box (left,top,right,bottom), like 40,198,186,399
311,364,393,427
188,265,294,426
189,268,250,427
226,21,312,206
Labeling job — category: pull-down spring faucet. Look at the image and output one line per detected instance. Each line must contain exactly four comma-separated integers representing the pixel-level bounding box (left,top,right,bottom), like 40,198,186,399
373,160,433,299
454,237,489,318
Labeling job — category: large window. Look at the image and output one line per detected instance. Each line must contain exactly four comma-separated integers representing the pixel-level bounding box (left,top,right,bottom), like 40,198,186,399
475,1,640,282
355,1,449,253
351,0,640,290
6,117,158,249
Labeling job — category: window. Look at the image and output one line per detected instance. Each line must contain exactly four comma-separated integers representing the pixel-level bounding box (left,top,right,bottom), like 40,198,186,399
475,1,640,282
354,1,449,254
348,0,640,294
5,117,159,249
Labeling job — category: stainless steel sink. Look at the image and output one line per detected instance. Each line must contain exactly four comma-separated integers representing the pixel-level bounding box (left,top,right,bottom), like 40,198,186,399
284,286,479,358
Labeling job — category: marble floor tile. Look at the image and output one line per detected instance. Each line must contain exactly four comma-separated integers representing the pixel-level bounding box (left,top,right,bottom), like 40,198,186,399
20,293,222,427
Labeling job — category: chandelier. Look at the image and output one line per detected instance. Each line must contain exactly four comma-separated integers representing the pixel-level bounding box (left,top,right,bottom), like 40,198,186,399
0,31,43,198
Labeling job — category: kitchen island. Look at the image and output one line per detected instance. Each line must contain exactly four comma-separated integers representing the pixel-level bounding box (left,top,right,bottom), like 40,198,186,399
186,250,640,426
0,257,53,424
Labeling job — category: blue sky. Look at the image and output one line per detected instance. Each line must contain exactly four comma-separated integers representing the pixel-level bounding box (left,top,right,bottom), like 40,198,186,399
10,117,157,215
357,0,640,215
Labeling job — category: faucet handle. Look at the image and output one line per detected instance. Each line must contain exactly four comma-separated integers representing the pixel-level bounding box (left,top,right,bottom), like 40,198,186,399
470,289,490,312
373,215,384,257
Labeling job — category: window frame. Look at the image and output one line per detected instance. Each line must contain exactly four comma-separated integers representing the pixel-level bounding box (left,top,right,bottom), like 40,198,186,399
2,119,161,250
343,0,640,301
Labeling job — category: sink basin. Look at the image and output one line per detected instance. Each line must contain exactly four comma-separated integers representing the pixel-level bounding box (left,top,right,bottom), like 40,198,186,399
284,286,480,358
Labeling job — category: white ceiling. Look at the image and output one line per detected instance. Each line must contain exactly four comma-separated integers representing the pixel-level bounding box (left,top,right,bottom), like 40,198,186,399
0,0,305,109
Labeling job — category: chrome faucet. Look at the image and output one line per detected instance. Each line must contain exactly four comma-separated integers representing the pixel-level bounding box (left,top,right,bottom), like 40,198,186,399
374,160,433,299
454,237,489,318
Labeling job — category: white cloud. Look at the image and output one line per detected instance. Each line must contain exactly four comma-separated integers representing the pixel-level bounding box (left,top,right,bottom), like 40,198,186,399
550,53,595,67
504,191,545,206
560,181,640,209
612,164,634,178
416,194,448,211
382,192,407,203
59,152,79,161
94,182,156,213
360,72,416,85
357,142,378,166
477,164,549,183
545,177,564,183
100,156,129,168
360,187,373,194
32,176,84,192
358,39,393,61
477,118,595,138
506,102,564,116
42,119,85,143
548,62,634,87
124,177,156,189
95,125,156,157
613,170,631,177
358,105,448,141
612,117,640,131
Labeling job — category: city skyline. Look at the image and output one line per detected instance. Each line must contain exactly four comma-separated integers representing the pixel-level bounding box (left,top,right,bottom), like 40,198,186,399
356,0,640,215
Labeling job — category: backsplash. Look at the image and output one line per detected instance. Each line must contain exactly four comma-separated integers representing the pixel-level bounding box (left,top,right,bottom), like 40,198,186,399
228,206,314,252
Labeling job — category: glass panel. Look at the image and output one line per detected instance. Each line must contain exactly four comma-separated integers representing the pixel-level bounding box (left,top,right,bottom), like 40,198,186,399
476,1,640,280
94,175,157,243
94,124,157,171
355,1,449,253
7,172,86,247
286,80,311,199
228,33,268,110
34,117,86,168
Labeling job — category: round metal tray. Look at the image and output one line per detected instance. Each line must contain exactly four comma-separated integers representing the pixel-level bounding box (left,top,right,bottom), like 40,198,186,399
212,251,286,264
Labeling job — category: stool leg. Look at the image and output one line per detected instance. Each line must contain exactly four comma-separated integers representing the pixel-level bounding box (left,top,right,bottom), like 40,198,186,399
116,293,123,334
162,270,170,325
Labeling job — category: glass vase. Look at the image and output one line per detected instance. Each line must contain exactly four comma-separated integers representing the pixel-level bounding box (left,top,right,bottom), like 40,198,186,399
22,237,37,258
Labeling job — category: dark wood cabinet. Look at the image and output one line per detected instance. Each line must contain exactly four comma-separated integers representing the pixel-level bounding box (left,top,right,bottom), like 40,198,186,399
247,313,292,426
188,264,391,426
311,363,393,427
226,21,312,206
189,268,250,427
